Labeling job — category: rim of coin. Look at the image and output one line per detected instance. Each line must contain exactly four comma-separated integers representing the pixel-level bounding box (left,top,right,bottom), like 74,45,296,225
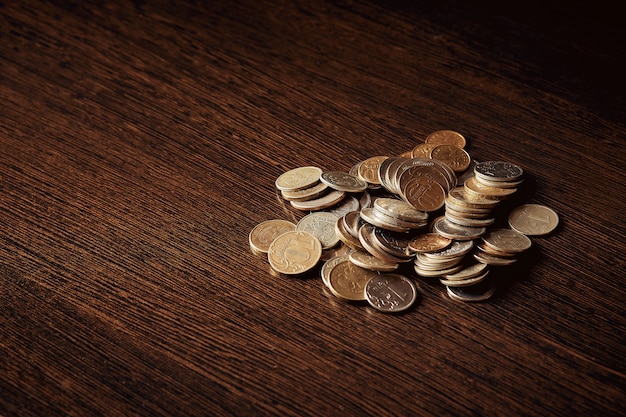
267,230,323,275
507,203,559,236
373,197,429,223
334,215,363,250
360,207,412,233
414,263,464,277
365,274,417,313
357,155,389,185
349,250,398,272
321,254,352,289
434,217,486,241
320,171,369,192
358,224,412,264
407,233,452,254
473,251,518,266
249,219,297,254
280,181,328,201
275,166,323,191
464,177,517,199
444,262,489,281
422,240,474,259
474,161,524,182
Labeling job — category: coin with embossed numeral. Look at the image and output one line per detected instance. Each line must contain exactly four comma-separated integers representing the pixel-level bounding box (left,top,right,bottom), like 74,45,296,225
508,204,559,236
365,274,417,313
267,230,322,275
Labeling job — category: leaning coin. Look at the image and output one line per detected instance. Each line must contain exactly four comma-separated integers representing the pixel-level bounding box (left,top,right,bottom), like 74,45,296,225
407,233,452,254
327,259,379,301
267,230,322,275
446,280,496,302
482,228,532,253
365,274,417,313
425,130,467,148
429,145,471,173
275,166,323,191
474,161,524,182
320,171,368,192
297,212,340,249
358,155,389,185
249,219,297,255
508,204,559,236
290,190,346,211
401,177,446,212
349,250,398,272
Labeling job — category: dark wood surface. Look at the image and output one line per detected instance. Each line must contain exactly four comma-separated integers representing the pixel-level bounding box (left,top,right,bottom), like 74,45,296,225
1,1,624,416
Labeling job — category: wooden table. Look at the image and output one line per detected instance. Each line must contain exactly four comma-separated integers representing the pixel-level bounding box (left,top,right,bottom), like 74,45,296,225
1,1,624,416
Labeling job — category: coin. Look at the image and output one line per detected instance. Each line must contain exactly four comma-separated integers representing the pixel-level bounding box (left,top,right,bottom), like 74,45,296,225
401,177,446,212
358,224,411,264
267,230,322,275
447,187,499,208
446,280,496,302
280,181,328,201
372,228,414,260
482,228,532,254
474,161,523,182
407,233,452,253
440,270,489,287
411,143,438,159
320,171,368,192
321,254,352,289
433,217,486,241
327,259,378,301
349,250,398,272
444,211,495,228
275,166,323,191
342,210,364,238
373,198,428,223
296,212,340,249
464,177,517,199
430,145,471,173
325,196,361,218
358,156,388,184
365,274,417,313
334,215,363,250
473,251,518,266
360,207,412,233
444,262,489,281
425,130,467,148
249,219,297,255
422,240,474,259
290,190,346,211
508,204,559,236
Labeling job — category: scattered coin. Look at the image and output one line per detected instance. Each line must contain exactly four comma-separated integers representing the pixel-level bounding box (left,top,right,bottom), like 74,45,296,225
508,204,559,236
425,130,467,148
327,259,378,301
320,171,369,192
296,212,340,249
267,230,322,275
275,166,323,191
365,274,417,313
249,219,296,255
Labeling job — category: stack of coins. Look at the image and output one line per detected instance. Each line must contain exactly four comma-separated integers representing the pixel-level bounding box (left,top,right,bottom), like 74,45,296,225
249,130,559,309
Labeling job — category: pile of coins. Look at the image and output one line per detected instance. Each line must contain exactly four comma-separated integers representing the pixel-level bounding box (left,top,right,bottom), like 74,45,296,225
249,130,559,312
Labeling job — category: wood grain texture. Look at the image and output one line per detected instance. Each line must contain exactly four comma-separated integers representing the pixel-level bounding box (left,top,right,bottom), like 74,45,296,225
1,0,624,416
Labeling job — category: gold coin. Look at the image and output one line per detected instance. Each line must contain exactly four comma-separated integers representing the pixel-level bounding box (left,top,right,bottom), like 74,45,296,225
464,177,516,199
447,187,499,208
429,145,471,173
320,171,368,192
275,166,323,191
321,254,352,289
373,198,428,223
249,219,296,254
482,228,532,254
407,233,452,253
349,250,398,272
296,212,340,249
401,177,446,212
280,181,328,201
357,156,388,185
327,259,378,301
267,230,322,275
425,130,467,148
411,143,438,159
508,204,559,236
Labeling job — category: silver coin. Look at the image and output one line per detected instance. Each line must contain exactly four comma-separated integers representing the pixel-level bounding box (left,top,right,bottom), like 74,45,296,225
365,274,417,313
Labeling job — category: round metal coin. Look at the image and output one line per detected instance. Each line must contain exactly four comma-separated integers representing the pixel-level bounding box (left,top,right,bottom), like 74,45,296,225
365,274,417,313
508,204,559,236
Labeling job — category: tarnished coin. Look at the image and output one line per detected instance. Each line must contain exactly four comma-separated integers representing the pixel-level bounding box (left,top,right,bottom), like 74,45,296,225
425,130,467,148
358,156,388,184
249,219,297,255
320,171,368,192
407,233,452,253
446,280,496,302
401,177,446,212
365,274,417,313
290,190,346,211
430,145,471,173
482,228,532,253
296,212,340,249
474,161,524,182
327,259,378,301
349,250,398,272
373,198,428,223
275,166,323,191
267,230,322,275
508,204,559,236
